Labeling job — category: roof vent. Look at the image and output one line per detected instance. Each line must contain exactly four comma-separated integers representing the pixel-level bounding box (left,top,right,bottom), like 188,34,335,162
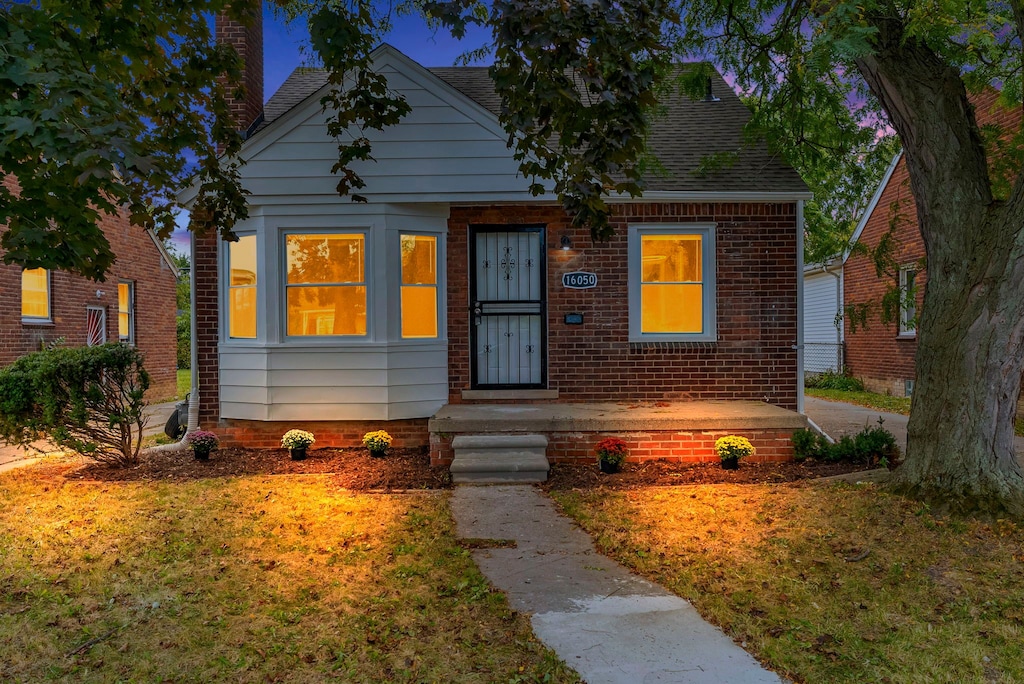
703,76,720,103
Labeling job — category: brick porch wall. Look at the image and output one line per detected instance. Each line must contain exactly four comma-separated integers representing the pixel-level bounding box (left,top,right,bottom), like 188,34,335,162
447,202,799,408
430,428,796,466
0,175,178,400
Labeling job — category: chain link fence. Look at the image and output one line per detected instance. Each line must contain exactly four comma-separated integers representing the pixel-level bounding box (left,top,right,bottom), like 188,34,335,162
804,342,844,376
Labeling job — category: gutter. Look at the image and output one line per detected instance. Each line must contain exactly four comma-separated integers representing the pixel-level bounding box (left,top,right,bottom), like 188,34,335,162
142,229,200,455
795,199,805,415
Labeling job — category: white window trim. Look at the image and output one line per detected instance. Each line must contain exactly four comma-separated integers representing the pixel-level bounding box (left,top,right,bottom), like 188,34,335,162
281,229,371,340
628,223,717,343
118,280,135,345
396,231,444,341
21,268,52,324
225,234,259,341
898,266,917,337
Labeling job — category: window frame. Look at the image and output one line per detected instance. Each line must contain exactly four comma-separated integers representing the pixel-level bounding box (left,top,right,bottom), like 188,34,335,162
118,280,135,345
227,234,259,340
282,229,370,339
21,268,52,323
398,232,440,340
898,266,917,337
627,223,717,343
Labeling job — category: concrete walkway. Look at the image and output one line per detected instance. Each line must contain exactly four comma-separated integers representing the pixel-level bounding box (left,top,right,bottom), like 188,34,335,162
451,486,785,684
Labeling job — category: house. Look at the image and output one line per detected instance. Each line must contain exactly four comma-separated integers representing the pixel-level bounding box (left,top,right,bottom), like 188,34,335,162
841,90,1021,396
184,11,812,472
0,174,180,401
802,257,843,376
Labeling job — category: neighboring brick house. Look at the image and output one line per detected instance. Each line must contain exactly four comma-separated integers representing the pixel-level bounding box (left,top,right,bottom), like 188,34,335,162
842,91,1021,396
181,11,811,467
1,174,180,400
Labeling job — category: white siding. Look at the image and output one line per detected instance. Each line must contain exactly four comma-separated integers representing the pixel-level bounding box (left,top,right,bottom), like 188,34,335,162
803,269,843,373
219,345,448,422
240,57,540,205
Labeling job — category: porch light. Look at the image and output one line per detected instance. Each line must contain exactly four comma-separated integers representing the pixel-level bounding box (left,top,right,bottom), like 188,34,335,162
560,234,572,251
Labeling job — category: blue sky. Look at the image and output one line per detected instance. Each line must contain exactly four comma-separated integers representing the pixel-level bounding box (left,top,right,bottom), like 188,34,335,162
170,8,491,256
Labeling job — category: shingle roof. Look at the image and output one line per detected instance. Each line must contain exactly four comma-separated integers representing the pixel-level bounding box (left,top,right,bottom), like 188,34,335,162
256,62,808,195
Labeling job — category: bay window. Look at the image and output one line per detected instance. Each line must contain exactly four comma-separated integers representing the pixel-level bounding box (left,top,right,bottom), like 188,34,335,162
285,233,367,337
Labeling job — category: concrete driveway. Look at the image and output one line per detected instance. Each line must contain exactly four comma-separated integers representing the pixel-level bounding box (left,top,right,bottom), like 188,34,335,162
804,395,1024,459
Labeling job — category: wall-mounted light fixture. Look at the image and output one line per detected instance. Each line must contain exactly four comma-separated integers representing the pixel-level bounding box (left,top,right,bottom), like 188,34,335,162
560,234,572,251
95,289,105,299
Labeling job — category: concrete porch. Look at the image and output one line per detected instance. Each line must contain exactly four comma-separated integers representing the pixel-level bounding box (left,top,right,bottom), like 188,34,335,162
429,400,808,467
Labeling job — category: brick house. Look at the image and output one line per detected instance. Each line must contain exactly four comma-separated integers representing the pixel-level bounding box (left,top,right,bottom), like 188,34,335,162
1,174,180,401
842,91,1021,396
182,11,812,474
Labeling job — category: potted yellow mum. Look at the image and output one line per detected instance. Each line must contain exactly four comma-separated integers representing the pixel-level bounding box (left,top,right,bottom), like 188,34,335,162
715,435,755,470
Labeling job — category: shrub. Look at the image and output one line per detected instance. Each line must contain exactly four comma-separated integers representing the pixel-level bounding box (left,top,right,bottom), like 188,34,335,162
362,430,392,452
805,369,865,391
282,429,316,449
791,428,830,462
0,343,150,467
715,435,755,461
595,437,629,466
791,422,898,466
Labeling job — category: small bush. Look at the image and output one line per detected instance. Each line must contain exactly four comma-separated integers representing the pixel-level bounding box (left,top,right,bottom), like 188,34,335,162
0,343,149,467
791,421,898,466
805,369,865,391
791,428,830,462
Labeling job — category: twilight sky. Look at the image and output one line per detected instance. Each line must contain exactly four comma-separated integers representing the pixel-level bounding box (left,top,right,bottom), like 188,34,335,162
170,7,492,256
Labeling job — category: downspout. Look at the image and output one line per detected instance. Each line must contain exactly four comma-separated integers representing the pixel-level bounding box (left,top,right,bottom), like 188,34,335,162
143,229,200,454
796,199,805,415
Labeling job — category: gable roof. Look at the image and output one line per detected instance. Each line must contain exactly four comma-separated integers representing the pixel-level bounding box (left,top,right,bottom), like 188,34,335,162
255,48,808,196
842,151,903,265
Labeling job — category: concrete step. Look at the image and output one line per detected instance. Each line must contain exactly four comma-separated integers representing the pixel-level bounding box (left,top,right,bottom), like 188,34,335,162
451,434,550,484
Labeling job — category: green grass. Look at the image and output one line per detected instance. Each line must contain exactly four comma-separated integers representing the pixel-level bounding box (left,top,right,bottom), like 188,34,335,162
0,464,579,683
553,483,1024,684
806,387,911,414
177,368,190,400
808,387,1024,436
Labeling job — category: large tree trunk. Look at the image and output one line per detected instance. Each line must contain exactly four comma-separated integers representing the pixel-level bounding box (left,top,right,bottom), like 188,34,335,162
854,16,1024,515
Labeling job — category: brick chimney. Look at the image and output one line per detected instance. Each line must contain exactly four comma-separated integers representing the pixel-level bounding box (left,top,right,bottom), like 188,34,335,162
216,1,264,136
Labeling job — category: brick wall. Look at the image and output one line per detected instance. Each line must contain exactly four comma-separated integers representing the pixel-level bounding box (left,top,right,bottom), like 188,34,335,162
447,202,800,408
193,232,221,425
844,90,1022,396
430,428,796,466
218,418,428,449
216,2,264,133
0,175,178,400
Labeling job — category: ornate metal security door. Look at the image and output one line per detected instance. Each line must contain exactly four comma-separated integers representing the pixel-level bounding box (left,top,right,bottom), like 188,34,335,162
470,227,546,388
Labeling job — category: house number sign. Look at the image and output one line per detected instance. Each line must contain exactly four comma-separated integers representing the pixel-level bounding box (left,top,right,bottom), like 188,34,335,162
562,271,598,289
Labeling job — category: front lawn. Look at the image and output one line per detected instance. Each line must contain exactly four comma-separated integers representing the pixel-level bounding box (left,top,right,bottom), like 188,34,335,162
0,464,576,683
553,483,1024,683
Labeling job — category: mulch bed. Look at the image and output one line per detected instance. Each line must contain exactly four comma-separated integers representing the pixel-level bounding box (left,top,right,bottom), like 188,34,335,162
542,459,880,490
60,447,879,491
65,446,452,491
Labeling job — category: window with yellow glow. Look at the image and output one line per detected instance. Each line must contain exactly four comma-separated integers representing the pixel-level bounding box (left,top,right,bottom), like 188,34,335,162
21,268,50,320
118,281,134,343
641,234,703,334
629,225,716,342
400,234,438,338
228,236,257,339
286,233,366,336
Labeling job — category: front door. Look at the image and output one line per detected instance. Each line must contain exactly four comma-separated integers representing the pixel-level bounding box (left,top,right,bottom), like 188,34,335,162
470,226,546,389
